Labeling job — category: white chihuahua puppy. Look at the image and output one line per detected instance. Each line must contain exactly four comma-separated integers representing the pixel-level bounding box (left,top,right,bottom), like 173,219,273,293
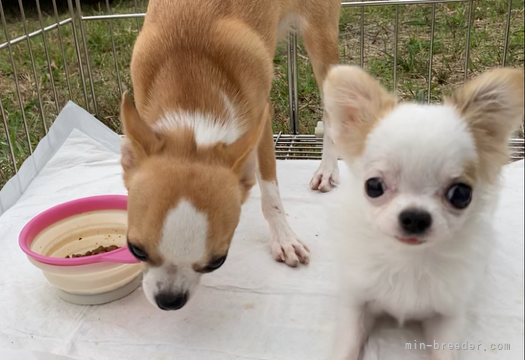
324,66,524,360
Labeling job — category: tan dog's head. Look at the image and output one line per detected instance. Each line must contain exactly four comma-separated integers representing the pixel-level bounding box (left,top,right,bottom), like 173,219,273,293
119,93,259,310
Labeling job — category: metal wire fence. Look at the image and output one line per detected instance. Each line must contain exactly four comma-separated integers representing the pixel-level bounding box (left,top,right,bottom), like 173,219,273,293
0,0,523,184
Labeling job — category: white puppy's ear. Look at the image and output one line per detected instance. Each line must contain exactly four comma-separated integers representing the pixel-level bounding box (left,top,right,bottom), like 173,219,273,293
445,68,524,182
120,92,165,186
323,65,397,160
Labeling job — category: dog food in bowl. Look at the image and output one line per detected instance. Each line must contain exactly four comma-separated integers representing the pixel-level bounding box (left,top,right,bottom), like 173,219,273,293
66,245,121,258
19,195,141,306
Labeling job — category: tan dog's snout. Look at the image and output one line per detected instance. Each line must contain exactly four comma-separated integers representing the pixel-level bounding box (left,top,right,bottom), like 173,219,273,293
155,291,189,311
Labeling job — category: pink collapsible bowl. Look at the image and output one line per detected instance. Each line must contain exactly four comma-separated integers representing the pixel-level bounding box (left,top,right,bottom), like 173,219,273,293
19,195,142,305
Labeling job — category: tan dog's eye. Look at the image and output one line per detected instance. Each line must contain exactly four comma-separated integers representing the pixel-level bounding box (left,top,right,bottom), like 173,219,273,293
202,255,227,273
127,239,148,261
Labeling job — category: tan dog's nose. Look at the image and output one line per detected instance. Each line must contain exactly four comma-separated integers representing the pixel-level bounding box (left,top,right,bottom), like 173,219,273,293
155,292,188,311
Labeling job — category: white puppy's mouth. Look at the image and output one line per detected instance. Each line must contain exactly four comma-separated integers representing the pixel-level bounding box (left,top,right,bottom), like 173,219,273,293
396,236,426,245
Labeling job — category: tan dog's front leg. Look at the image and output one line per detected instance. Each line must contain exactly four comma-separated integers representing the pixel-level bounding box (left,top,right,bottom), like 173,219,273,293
300,9,341,193
257,107,310,267
310,119,340,192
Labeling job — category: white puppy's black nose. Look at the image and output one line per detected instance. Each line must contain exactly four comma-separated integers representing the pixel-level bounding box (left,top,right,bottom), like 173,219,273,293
155,292,188,311
399,209,432,235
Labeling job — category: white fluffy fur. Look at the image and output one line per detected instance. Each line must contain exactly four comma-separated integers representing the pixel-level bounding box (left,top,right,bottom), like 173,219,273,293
328,104,500,360
154,104,242,147
142,199,208,307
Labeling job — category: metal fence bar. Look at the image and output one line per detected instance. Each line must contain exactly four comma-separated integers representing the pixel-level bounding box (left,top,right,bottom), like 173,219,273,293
287,34,294,134
286,135,296,159
82,13,145,21
133,0,141,31
287,31,299,134
0,18,72,50
0,0,33,154
502,0,512,66
360,0,365,67
67,0,90,112
427,3,436,103
292,33,299,134
464,0,473,82
75,0,98,116
274,131,282,150
393,5,399,92
51,0,73,100
0,99,17,173
342,0,468,6
106,0,123,98
36,0,60,117
276,146,323,150
16,0,47,133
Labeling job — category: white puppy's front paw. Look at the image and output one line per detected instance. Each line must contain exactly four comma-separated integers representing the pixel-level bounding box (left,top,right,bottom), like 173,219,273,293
270,235,310,267
310,164,339,192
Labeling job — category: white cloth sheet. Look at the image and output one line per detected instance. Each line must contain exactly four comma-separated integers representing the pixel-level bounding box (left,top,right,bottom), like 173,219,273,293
0,103,522,360
0,102,122,216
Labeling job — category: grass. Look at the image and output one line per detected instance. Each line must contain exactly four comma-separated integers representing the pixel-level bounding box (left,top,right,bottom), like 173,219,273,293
1,0,524,188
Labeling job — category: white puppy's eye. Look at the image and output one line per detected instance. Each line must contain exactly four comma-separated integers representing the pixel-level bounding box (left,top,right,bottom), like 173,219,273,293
365,177,385,198
446,183,472,210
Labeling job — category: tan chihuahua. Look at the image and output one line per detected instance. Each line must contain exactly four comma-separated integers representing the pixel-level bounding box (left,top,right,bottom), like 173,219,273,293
120,0,342,311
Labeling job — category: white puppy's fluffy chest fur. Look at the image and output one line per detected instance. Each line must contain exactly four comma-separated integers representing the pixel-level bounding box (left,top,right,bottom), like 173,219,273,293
331,176,496,325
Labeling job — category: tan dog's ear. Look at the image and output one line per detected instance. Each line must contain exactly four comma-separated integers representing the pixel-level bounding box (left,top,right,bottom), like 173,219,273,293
323,65,398,160
221,104,269,201
230,147,258,202
120,92,164,184
445,68,524,182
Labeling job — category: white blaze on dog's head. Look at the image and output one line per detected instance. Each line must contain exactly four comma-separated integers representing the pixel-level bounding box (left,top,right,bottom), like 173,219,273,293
141,199,208,310
152,92,243,147
118,92,263,310
324,65,524,247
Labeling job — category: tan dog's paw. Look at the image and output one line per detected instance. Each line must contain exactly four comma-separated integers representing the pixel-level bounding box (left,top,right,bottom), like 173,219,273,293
310,164,339,192
270,236,310,267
